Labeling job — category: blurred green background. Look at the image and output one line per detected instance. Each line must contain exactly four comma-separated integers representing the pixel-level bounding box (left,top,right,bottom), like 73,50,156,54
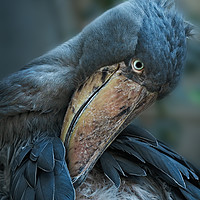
0,0,199,167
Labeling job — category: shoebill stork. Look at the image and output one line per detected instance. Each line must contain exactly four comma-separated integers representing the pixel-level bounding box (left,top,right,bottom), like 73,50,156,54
0,0,199,199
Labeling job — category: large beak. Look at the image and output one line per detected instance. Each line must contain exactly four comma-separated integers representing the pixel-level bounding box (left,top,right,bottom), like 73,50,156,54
60,62,157,187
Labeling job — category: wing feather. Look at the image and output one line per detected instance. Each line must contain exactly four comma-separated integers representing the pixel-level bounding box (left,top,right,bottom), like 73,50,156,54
100,124,200,200
10,136,75,200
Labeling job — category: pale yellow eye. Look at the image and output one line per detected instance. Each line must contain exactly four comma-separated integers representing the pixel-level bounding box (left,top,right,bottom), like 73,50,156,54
131,59,144,73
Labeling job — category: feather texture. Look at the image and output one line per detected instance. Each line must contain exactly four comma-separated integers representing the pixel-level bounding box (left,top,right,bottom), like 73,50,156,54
10,136,75,200
97,124,200,200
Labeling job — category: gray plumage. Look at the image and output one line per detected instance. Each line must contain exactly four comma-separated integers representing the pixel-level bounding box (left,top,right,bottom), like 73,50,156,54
0,0,197,199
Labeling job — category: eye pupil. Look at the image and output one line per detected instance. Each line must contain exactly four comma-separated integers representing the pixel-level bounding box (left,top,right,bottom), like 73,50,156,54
131,59,144,73
135,61,143,69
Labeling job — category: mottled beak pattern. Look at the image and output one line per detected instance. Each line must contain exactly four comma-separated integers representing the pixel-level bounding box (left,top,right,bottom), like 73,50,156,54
61,62,157,187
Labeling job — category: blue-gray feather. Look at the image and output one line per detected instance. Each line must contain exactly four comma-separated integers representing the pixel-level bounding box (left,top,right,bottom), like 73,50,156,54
10,136,75,200
0,0,196,199
100,124,200,200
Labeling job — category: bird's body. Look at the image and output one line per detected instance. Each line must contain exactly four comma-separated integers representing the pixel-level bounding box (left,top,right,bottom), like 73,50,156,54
77,168,172,200
0,0,199,199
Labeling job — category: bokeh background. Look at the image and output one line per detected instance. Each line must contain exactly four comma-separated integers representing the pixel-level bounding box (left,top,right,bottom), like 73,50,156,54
0,0,200,167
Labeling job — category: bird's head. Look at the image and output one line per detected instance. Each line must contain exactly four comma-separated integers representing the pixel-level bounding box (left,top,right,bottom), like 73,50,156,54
60,0,193,187
78,0,192,99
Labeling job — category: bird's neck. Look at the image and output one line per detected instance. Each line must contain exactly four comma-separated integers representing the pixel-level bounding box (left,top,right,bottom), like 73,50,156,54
0,36,85,145
28,34,83,69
